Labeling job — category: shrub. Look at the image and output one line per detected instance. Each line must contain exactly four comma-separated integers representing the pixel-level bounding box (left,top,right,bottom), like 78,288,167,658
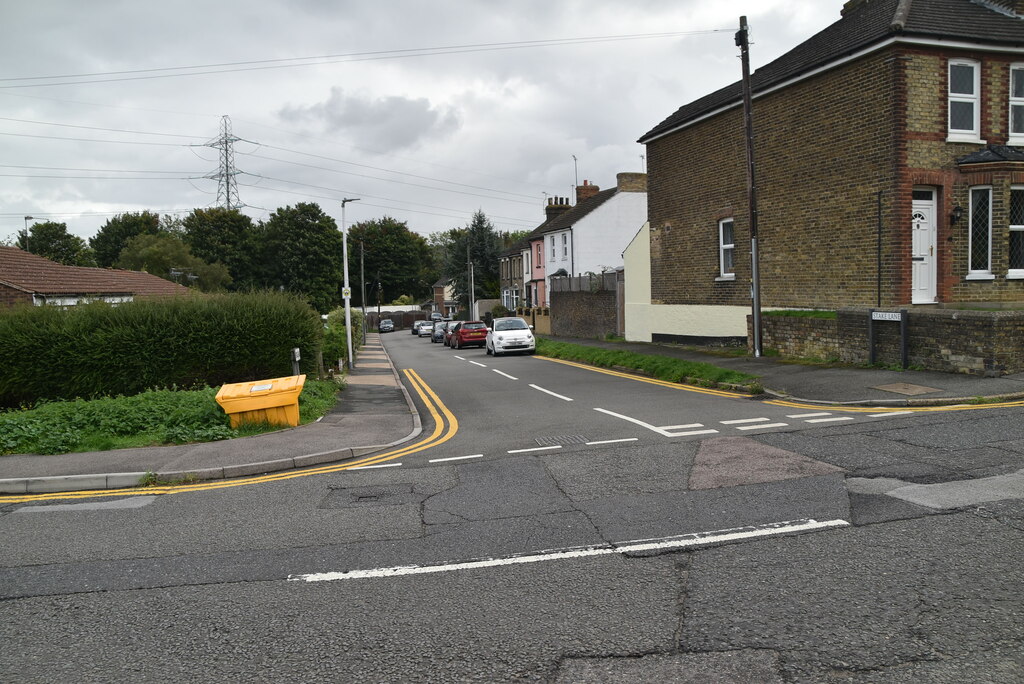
0,291,323,407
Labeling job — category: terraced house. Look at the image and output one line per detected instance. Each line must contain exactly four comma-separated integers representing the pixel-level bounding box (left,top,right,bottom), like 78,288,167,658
629,0,1024,345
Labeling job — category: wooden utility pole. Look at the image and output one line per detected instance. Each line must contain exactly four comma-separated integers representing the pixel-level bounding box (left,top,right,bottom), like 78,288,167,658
737,16,763,357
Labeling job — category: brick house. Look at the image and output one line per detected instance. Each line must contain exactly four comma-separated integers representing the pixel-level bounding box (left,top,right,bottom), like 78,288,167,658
632,0,1024,343
0,246,188,308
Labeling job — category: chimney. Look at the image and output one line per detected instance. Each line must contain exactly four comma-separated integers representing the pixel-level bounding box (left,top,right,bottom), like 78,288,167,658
986,0,1024,16
545,196,572,220
616,172,647,193
841,0,868,16
575,180,600,203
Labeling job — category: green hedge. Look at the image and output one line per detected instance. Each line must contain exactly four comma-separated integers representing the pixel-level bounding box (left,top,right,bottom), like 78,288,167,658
0,291,323,407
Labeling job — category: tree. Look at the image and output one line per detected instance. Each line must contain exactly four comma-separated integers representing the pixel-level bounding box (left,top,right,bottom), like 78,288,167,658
437,211,502,309
347,216,436,307
115,233,232,292
90,211,161,267
181,208,255,287
17,221,96,266
253,203,344,313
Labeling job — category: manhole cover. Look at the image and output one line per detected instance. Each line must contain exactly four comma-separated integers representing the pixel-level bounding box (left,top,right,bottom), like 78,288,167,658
536,434,588,446
320,483,425,509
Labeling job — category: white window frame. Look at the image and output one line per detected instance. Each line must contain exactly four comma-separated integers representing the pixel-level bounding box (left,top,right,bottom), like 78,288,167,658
967,186,994,280
948,59,983,143
1010,63,1024,145
1009,185,1024,279
716,218,735,281
561,233,568,259
550,235,556,260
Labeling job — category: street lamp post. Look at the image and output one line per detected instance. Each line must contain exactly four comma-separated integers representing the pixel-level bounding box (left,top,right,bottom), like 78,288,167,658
360,240,367,345
340,198,360,371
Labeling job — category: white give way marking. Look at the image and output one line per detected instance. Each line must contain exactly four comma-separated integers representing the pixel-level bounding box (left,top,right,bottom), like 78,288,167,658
594,408,718,437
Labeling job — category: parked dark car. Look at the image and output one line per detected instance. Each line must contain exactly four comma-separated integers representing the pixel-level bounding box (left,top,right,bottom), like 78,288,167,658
442,320,459,347
450,321,488,349
431,320,448,343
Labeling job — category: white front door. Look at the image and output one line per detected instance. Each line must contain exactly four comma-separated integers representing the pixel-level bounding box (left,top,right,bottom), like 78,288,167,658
911,188,937,303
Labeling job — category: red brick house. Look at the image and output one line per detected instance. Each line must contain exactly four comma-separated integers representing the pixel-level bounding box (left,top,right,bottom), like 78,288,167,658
634,0,1024,342
0,246,188,308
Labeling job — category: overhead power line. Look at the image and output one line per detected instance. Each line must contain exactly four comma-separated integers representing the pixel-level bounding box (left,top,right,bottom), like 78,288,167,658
0,30,729,89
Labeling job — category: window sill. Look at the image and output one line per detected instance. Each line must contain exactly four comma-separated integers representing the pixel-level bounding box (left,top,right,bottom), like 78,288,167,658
1006,272,1024,280
1007,137,1024,147
946,134,986,144
965,273,995,281
715,274,736,282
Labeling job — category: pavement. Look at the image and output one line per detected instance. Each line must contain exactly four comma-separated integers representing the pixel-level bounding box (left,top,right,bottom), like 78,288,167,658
2,332,1023,495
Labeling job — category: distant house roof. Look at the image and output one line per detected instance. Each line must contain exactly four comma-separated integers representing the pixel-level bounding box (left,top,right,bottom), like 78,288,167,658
639,0,1024,143
508,188,619,253
0,246,189,300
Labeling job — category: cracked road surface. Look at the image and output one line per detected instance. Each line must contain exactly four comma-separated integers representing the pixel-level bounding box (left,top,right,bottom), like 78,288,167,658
1,333,1022,682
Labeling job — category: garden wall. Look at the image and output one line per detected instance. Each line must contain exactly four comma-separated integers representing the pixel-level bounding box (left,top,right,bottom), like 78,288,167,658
748,309,1024,376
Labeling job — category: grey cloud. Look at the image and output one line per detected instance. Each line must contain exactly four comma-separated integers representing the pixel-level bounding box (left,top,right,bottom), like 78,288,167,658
279,88,461,152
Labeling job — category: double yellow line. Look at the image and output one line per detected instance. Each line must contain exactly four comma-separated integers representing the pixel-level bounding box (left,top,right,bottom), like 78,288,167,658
0,369,456,505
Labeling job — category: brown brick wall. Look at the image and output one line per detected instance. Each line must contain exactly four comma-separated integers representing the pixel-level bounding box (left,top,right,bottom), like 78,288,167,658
648,50,899,310
648,43,1024,311
0,284,31,308
550,290,617,339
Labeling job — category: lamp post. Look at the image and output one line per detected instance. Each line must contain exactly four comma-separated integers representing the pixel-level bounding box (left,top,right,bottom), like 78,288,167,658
360,240,367,345
23,216,34,253
340,198,360,370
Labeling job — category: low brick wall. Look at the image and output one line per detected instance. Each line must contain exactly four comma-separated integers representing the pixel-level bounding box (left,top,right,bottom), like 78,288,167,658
749,315,839,360
550,290,617,339
749,309,1024,376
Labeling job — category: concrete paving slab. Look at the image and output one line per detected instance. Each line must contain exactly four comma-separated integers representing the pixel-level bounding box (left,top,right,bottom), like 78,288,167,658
887,469,1024,509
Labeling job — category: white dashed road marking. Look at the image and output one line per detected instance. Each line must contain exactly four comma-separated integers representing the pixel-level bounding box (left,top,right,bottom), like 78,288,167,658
507,445,562,454
429,454,484,463
352,463,403,469
786,412,833,418
585,438,639,446
868,411,914,417
529,384,573,401
721,417,770,425
805,416,855,423
470,361,487,367
736,422,790,431
493,370,518,380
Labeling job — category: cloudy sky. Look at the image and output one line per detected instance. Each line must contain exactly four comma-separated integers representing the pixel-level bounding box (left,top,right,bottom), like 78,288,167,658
1,0,847,244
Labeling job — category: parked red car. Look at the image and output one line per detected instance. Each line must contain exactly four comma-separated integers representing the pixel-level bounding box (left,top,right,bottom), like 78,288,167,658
450,321,487,349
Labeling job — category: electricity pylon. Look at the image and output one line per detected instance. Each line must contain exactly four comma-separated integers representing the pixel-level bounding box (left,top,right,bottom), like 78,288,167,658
205,115,242,210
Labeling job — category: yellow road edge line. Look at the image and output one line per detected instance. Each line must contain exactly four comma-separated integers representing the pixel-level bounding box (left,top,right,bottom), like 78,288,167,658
0,368,458,505
766,398,1024,413
534,355,747,398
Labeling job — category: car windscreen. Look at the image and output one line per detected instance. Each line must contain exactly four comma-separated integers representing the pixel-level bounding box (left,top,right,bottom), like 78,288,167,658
463,322,486,330
494,319,528,331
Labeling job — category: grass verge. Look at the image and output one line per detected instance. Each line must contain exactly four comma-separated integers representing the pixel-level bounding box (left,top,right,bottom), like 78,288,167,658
0,379,342,456
536,338,761,393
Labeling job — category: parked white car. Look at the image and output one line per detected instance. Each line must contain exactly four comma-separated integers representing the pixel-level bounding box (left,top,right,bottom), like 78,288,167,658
485,317,535,356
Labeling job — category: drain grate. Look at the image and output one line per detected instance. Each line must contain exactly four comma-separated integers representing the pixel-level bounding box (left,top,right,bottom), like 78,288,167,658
535,434,588,447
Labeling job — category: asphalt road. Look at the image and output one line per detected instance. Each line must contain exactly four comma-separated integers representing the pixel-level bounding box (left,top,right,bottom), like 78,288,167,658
1,332,1022,682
